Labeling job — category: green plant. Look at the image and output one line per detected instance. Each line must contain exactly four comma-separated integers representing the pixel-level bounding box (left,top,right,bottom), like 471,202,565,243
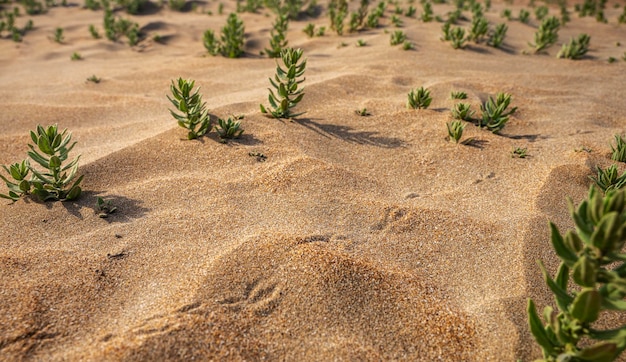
451,102,474,121
86,75,101,83
264,14,288,58
169,0,185,11
450,91,468,99
215,115,244,140
535,5,549,20
590,164,626,192
303,23,315,37
512,146,528,158
26,125,83,201
103,5,141,45
468,16,488,43
502,8,512,20
329,0,348,35
0,160,32,202
116,0,145,14
89,24,100,38
402,40,413,50
608,57,617,63
390,30,406,45
619,6,626,24
53,27,64,43
449,26,466,49
530,16,560,53
519,8,530,23
421,1,433,22
405,5,416,17
85,0,101,10
204,13,245,58
167,78,211,140
260,47,306,119
348,0,369,32
407,87,432,109
527,186,626,361
391,14,403,27
95,197,117,218
557,34,590,60
488,23,507,48
479,92,517,133
355,108,371,116
356,39,367,47
447,120,465,143
611,134,626,162
71,52,82,60
559,0,570,24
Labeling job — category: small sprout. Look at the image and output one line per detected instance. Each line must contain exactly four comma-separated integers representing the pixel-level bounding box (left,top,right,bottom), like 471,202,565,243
557,34,590,60
215,115,244,141
407,87,432,109
391,14,403,27
451,102,475,121
89,24,101,39
446,120,465,143
402,40,413,50
608,56,617,63
488,23,508,48
589,164,626,192
152,34,162,43
480,92,517,133
260,48,306,119
95,197,117,218
449,26,466,49
390,30,406,46
303,23,315,38
53,27,64,43
86,75,101,83
511,147,528,158
71,52,82,61
355,108,371,116
356,39,367,47
518,8,530,23
405,5,416,17
501,8,512,20
611,134,626,162
0,160,32,202
450,91,467,99
529,16,560,53
167,78,211,140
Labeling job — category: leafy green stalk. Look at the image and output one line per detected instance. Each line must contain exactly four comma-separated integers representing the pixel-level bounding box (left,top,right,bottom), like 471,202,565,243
260,47,306,119
407,87,432,109
167,78,211,139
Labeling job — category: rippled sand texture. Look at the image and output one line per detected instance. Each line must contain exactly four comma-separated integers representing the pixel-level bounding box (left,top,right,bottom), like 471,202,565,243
1,0,626,360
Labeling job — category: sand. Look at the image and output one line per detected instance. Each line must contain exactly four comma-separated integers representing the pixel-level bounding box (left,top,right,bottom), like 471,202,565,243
1,0,626,360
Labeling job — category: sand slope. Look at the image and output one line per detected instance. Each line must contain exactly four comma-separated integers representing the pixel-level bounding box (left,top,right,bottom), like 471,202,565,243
1,1,626,360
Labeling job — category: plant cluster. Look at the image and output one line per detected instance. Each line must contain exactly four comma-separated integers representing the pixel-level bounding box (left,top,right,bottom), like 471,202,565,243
530,16,560,53
590,164,626,193
260,47,306,119
421,1,433,22
442,23,466,49
511,146,528,158
479,92,517,133
535,5,549,21
528,186,626,361
103,3,140,46
167,78,211,140
95,197,117,218
115,0,146,14
451,102,474,121
328,0,348,35
215,115,244,141
557,34,590,60
407,87,432,109
264,14,289,58
446,120,465,143
487,23,507,48
575,0,607,22
348,0,369,33
450,91,468,100
611,134,626,162
204,13,245,58
468,16,488,43
264,0,315,20
302,23,325,37
390,30,406,45
1,125,83,202
519,8,530,23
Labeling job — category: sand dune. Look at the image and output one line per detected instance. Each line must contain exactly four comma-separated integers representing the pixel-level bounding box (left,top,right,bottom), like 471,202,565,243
1,0,626,360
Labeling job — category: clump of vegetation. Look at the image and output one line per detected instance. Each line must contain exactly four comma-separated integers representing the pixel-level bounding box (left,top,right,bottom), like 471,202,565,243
590,164,626,192
446,120,465,143
518,8,530,23
329,0,348,35
534,5,549,20
204,13,245,58
264,14,289,58
448,26,467,49
557,34,590,60
390,30,406,45
0,160,32,202
450,91,468,99
53,27,64,43
611,134,626,162
512,146,528,158
167,78,211,140
527,186,626,361
215,115,244,141
530,16,560,53
70,52,82,60
451,102,475,121
355,108,371,116
407,87,432,110
502,8,512,20
169,0,186,11
116,0,146,14
89,24,101,39
479,92,517,133
260,48,306,119
421,1,433,22
348,0,370,33
95,197,117,218
468,16,488,43
103,3,141,46
86,75,101,83
488,23,507,48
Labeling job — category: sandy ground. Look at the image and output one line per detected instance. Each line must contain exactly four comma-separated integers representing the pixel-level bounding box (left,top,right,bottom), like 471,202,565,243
1,0,626,360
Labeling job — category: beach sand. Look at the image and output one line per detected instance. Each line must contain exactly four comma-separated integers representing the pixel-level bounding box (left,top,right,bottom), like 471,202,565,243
1,0,626,360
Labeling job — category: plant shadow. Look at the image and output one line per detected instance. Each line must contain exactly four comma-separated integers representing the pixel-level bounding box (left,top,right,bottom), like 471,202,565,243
296,118,406,148
60,190,150,223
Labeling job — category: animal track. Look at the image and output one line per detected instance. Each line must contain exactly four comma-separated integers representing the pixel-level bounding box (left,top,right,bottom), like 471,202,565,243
372,206,409,231
218,279,283,317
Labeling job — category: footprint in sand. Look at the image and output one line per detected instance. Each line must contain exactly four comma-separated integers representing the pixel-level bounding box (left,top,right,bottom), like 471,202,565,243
218,278,283,317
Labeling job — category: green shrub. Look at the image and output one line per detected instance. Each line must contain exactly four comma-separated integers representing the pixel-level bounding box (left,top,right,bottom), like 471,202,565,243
407,87,432,109
488,23,507,48
530,16,560,53
590,164,626,192
611,134,626,162
528,186,626,361
479,92,517,133
451,102,474,121
449,26,466,49
264,14,288,58
421,1,433,22
468,16,488,43
86,75,101,83
501,8,512,20
405,5,416,17
391,14,403,27
89,24,101,38
329,0,347,35
446,120,465,143
450,90,467,99
518,8,530,23
215,115,244,140
167,78,211,140
103,5,141,45
303,23,315,37
260,48,306,119
390,30,406,45
204,13,245,58
71,52,82,60
53,27,64,43
0,160,32,202
557,34,590,60
26,125,83,201
511,147,528,158
534,5,548,20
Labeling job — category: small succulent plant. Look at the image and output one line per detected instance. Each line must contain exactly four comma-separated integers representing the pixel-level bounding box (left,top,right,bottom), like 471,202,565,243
390,30,406,46
488,23,507,48
264,14,288,58
215,115,244,140
71,52,82,61
95,197,117,218
86,75,101,83
512,146,528,158
468,16,488,43
518,8,530,23
557,34,590,60
449,26,467,49
611,134,626,162
0,160,32,202
167,78,211,140
355,108,371,116
204,13,245,58
590,164,626,193
451,102,475,121
528,186,626,361
260,48,306,119
446,120,465,143
53,27,64,43
407,87,432,110
530,16,560,53
479,92,517,133
450,91,468,100
27,125,83,201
